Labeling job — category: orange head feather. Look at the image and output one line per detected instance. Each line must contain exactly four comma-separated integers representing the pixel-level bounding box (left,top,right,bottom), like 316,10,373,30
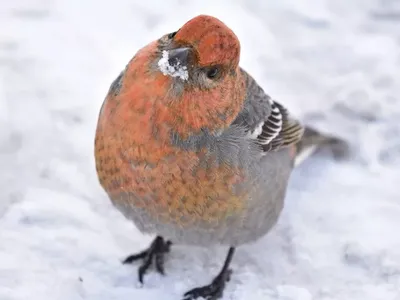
174,15,241,67
98,15,246,143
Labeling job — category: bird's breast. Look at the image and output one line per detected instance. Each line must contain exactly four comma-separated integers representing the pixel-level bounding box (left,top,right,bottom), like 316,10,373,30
95,130,249,228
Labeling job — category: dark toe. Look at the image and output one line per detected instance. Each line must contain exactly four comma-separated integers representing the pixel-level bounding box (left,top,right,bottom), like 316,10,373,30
155,252,166,275
122,250,148,264
183,269,231,300
122,236,172,284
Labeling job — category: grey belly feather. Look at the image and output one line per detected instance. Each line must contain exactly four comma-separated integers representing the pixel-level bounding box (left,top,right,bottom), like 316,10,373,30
113,149,292,247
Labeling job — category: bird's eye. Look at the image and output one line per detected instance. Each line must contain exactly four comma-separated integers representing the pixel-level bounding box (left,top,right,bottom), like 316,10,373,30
168,31,177,39
206,67,220,79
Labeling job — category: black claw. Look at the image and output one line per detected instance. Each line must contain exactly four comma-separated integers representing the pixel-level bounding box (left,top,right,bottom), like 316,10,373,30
138,250,154,283
225,269,232,282
122,236,172,284
183,247,236,300
155,252,165,275
183,269,231,300
122,249,148,264
183,272,230,300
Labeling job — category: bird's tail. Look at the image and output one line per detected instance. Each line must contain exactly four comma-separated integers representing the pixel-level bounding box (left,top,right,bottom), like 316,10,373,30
292,126,350,167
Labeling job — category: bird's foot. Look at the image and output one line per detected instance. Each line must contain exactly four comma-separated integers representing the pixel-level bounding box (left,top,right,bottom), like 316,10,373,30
122,236,172,283
183,267,232,300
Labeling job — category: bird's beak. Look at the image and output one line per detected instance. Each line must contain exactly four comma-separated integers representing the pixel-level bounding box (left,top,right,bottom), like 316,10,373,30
168,47,191,67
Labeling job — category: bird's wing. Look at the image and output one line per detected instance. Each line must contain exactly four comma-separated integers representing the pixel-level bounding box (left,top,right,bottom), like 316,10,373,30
251,99,304,152
234,68,304,153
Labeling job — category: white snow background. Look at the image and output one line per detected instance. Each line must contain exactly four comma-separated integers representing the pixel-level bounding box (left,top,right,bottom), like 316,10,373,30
1,0,400,299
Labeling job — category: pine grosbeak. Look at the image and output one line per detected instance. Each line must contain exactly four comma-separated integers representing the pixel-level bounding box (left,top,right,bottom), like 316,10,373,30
95,15,348,300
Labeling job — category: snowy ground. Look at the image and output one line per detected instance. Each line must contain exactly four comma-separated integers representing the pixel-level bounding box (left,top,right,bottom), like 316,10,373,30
1,0,400,299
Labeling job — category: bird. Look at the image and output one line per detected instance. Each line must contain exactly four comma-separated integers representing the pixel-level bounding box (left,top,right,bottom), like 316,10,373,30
94,14,349,300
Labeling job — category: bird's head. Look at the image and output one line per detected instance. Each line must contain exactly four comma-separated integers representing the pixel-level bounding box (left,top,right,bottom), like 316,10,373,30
108,15,246,139
156,15,241,90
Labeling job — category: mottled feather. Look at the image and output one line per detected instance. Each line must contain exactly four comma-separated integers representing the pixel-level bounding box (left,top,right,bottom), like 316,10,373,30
260,101,304,152
234,69,304,154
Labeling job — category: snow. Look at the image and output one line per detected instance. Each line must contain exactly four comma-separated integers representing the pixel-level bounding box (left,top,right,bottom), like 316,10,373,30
158,50,189,81
1,0,400,299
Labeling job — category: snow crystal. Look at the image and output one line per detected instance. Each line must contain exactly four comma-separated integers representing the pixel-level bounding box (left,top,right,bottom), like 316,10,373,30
157,50,189,81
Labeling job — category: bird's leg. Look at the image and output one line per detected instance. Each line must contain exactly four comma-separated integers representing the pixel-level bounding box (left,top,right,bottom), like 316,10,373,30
183,247,235,300
122,236,172,283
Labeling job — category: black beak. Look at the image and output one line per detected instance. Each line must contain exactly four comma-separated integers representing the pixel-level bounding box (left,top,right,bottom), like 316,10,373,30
168,47,190,67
